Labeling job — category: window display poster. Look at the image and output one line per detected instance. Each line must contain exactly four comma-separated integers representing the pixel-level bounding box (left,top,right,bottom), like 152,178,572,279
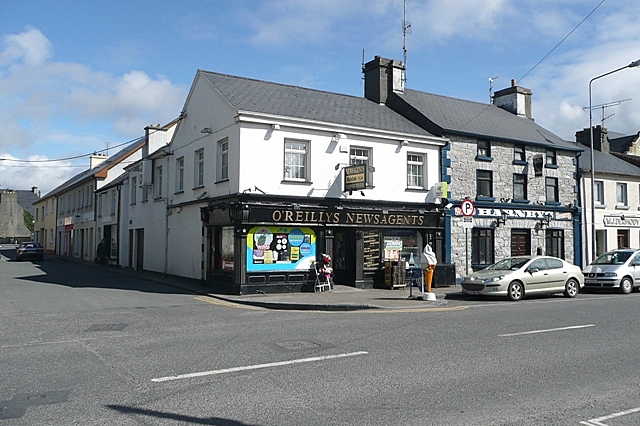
247,226,316,272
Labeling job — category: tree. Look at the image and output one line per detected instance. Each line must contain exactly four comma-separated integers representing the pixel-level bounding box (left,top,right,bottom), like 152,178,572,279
23,210,34,235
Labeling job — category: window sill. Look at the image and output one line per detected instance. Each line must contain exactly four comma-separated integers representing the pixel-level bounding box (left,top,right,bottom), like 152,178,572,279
405,187,428,192
192,185,204,190
281,180,313,185
513,160,528,166
595,204,606,209
615,205,630,210
512,199,530,204
476,155,493,162
174,190,184,195
545,164,559,169
545,201,561,206
214,178,229,184
476,196,495,202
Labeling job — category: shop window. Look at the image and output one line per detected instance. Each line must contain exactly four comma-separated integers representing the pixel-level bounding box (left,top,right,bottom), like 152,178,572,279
476,170,493,199
545,229,564,259
617,229,629,249
350,147,373,187
217,139,228,181
472,228,494,267
545,177,559,203
246,226,315,272
407,153,426,189
284,139,309,181
513,173,527,201
220,226,234,270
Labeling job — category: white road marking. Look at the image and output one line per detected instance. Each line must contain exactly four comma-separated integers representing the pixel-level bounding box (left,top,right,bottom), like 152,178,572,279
498,324,595,337
151,351,368,383
580,406,640,425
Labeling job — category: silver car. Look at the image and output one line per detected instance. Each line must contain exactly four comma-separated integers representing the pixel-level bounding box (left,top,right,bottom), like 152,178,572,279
461,256,584,301
582,248,640,294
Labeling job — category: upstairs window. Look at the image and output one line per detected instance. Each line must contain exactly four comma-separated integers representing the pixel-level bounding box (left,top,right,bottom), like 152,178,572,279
616,182,628,207
594,181,604,206
218,139,229,181
477,140,492,160
154,165,163,199
176,157,184,192
476,170,493,198
514,146,526,163
407,153,426,189
513,173,527,201
130,176,137,204
350,147,373,186
283,139,309,181
546,149,557,167
545,177,559,203
194,149,204,188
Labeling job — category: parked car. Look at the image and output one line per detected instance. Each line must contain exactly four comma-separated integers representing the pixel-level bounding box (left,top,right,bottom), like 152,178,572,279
15,241,44,261
582,248,640,294
461,256,584,301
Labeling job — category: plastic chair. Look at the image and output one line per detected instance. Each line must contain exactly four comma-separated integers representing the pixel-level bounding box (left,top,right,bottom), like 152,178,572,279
314,261,332,292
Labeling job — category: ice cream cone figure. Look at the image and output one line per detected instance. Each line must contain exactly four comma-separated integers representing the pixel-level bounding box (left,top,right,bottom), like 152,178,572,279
420,244,438,293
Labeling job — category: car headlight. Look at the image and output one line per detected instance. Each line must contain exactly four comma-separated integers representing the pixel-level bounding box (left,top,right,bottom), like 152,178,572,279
603,272,617,277
484,276,505,283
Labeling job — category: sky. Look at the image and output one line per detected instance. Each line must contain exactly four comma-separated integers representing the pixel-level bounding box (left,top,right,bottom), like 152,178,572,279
1,0,640,195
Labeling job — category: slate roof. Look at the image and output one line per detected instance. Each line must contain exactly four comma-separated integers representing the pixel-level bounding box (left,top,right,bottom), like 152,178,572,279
396,89,582,152
580,147,640,176
608,132,640,153
41,137,145,199
199,71,438,138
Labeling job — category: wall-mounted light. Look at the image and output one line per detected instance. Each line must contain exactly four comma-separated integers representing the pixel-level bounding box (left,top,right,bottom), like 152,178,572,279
271,124,280,130
399,140,409,147
334,163,349,170
331,133,346,142
200,127,212,134
495,211,509,227
538,213,552,228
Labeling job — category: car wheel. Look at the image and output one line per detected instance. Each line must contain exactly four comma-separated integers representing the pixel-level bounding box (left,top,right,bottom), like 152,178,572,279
507,281,524,301
620,277,633,294
564,278,579,298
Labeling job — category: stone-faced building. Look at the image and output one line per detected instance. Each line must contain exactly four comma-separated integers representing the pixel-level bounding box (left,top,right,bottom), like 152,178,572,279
363,56,583,277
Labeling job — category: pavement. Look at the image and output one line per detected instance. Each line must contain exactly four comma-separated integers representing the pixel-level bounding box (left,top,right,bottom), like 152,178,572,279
35,250,464,311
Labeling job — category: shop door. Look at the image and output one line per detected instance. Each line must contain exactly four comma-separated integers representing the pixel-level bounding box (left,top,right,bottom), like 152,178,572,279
332,229,355,285
511,230,530,256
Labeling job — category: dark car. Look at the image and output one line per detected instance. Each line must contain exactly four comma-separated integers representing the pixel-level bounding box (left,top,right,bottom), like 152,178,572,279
15,242,44,261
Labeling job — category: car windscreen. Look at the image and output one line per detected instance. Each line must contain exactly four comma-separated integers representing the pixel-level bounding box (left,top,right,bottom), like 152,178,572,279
486,257,530,271
593,251,633,265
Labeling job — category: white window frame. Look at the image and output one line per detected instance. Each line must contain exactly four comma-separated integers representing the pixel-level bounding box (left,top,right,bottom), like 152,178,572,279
406,152,426,189
594,180,604,206
218,138,229,181
284,139,309,182
194,148,204,188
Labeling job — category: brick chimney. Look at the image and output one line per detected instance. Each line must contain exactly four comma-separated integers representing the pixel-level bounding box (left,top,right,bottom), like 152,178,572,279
363,56,405,104
576,126,609,153
493,79,533,120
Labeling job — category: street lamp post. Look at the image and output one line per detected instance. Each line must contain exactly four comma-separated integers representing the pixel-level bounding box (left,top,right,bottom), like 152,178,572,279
588,59,640,263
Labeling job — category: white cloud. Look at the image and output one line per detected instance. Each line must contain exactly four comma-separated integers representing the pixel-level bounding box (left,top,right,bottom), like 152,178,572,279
0,26,187,191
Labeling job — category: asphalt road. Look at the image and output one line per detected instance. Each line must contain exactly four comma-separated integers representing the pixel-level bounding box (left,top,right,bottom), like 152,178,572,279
2,248,640,425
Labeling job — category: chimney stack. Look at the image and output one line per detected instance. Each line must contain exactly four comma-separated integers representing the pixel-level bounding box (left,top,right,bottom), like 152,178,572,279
363,56,405,104
493,82,533,120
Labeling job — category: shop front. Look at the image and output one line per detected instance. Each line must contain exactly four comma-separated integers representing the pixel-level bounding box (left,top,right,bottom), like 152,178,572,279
202,197,444,295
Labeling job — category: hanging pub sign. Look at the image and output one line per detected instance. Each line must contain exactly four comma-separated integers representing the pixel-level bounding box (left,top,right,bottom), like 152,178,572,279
533,154,544,177
344,164,367,192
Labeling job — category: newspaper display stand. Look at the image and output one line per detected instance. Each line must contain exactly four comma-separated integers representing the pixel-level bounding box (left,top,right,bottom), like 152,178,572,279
384,260,407,289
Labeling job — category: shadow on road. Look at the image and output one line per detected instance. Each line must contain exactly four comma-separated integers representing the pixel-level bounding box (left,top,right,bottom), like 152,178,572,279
106,404,259,426
1,247,198,295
